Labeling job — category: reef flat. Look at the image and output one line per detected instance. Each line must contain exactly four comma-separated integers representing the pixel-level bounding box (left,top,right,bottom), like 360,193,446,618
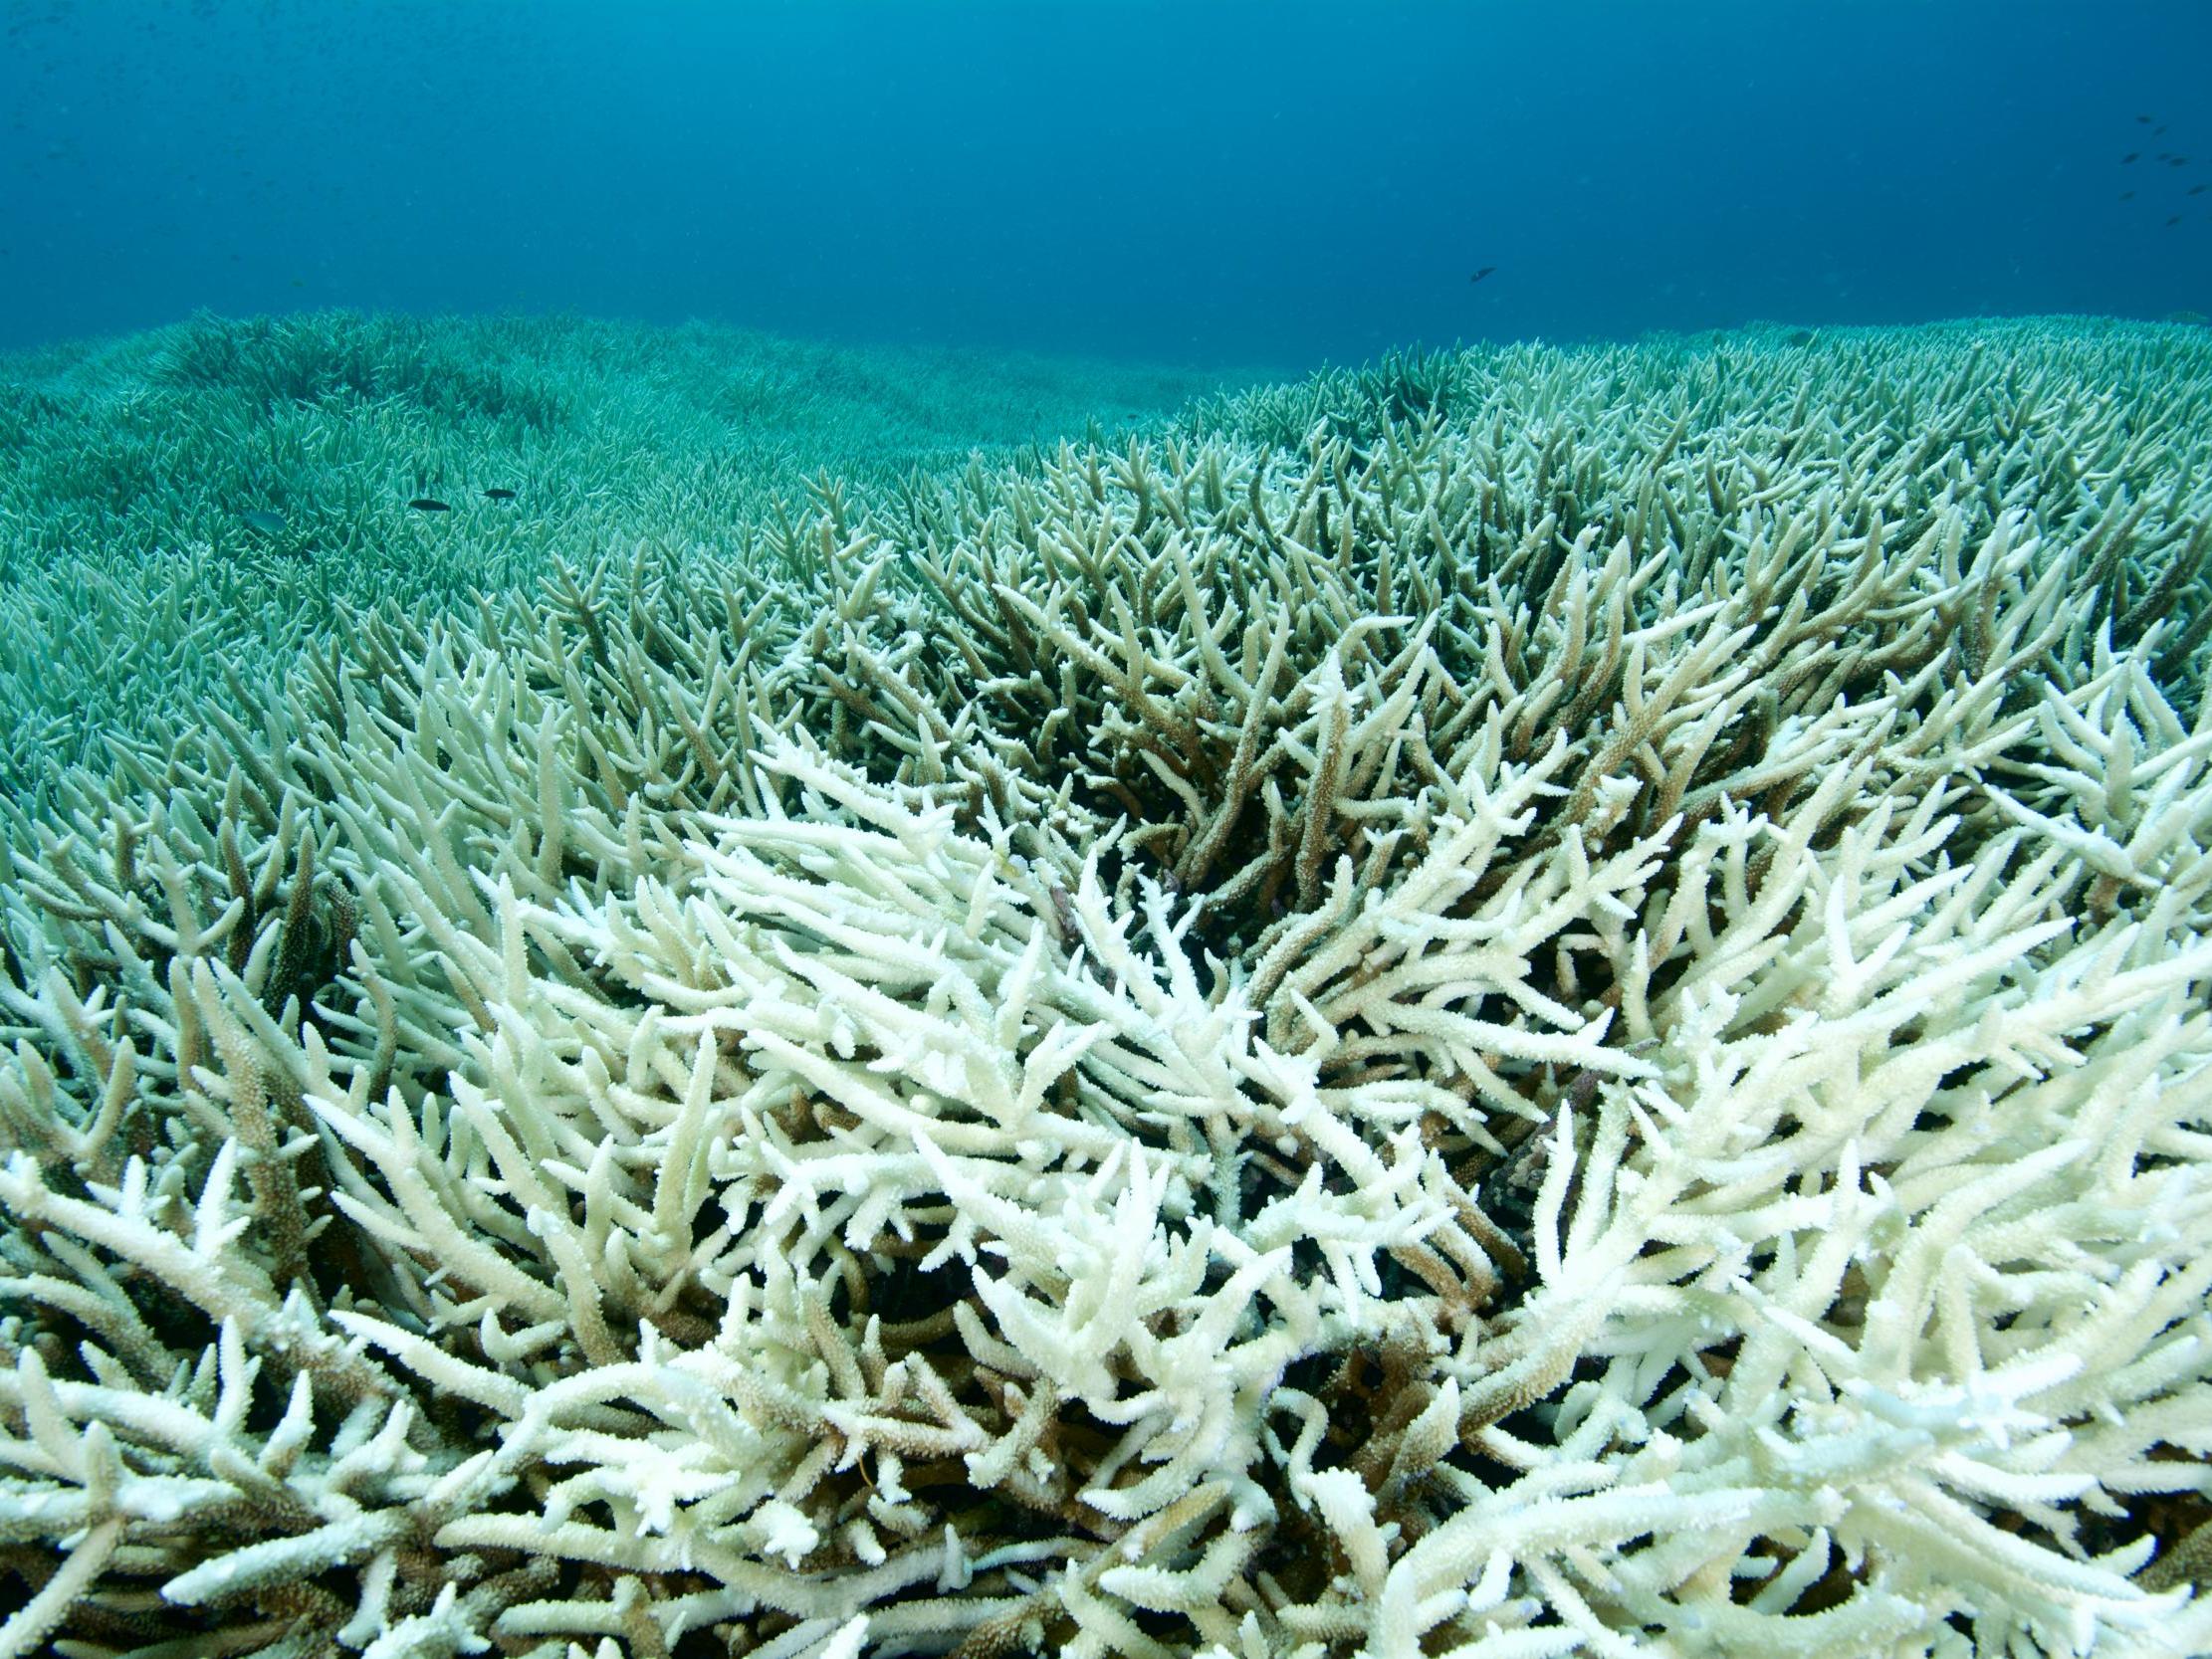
0,311,1225,806
2,314,2211,1658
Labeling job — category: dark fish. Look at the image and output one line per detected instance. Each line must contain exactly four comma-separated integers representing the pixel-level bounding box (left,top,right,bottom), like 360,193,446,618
2168,215,2184,227
241,509,287,535
2121,190,2137,200
408,497,451,512
1784,328,1815,346
483,487,517,500
2123,152,2139,162
1469,265,1496,283
2171,155,2191,166
2138,113,2154,122
2193,184,2208,196
2156,124,2169,134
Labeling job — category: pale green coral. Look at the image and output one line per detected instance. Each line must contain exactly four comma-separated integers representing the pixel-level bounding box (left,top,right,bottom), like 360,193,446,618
0,311,1227,808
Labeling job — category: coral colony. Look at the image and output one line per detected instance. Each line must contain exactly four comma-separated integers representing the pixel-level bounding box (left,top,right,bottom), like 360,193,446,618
4,317,2212,1659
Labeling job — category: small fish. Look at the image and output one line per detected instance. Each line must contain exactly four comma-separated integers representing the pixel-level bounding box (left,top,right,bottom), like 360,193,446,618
1784,328,1815,346
408,497,451,512
2171,155,2191,166
2156,124,2169,135
483,487,517,501
2138,113,2154,123
2193,184,2208,196
241,509,287,535
2157,152,2174,161
2123,152,2139,163
1468,265,1496,283
2121,190,2137,200
2168,215,2184,227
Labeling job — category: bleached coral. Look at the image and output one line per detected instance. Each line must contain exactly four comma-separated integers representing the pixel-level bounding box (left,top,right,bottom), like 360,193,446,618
3,318,2212,1658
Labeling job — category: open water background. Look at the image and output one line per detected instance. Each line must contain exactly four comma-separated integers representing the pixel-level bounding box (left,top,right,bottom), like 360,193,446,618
3,0,2210,366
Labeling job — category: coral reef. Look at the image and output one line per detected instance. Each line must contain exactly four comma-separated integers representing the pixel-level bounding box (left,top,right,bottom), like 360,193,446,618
0,311,1220,806
3,317,2212,1657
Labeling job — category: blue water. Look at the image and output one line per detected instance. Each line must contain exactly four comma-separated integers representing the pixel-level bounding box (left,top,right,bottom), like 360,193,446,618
3,0,2209,367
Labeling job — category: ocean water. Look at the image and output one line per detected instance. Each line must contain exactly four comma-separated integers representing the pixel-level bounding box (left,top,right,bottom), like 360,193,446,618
4,0,2210,365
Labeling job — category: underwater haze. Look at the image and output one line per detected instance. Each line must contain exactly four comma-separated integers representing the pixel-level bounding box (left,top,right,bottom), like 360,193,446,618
4,0,2212,362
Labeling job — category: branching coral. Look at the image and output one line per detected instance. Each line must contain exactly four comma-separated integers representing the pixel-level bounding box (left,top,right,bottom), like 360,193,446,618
3,318,2212,1658
0,311,1218,806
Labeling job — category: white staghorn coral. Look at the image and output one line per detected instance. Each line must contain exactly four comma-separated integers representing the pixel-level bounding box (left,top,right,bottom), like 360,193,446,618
3,318,2212,1658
